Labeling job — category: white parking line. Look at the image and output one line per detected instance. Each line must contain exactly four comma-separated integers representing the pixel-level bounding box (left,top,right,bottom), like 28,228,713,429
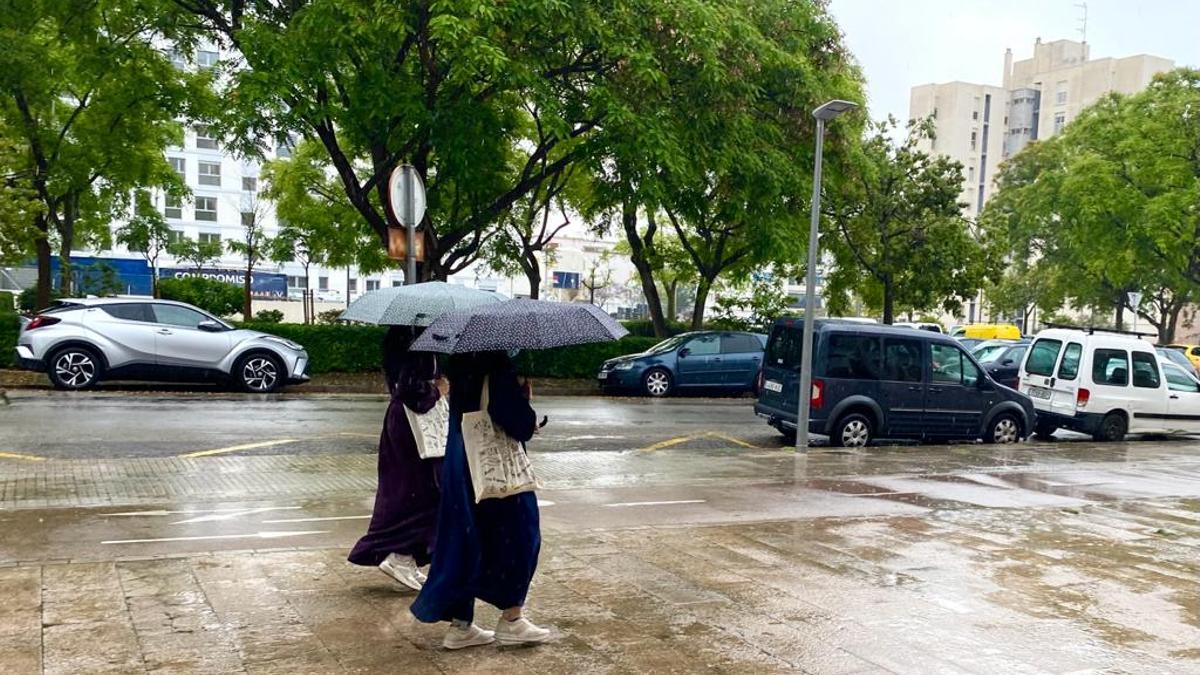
101,530,329,545
602,499,706,508
172,506,303,525
263,515,371,524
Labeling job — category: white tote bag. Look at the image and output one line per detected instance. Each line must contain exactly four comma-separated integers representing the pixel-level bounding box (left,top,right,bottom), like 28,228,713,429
462,375,539,503
404,395,450,460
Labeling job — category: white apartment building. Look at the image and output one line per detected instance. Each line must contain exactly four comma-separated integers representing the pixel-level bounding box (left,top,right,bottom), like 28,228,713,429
909,38,1174,217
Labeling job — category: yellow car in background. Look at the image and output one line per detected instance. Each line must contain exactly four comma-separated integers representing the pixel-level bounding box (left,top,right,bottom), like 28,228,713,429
951,324,1022,341
1165,344,1200,368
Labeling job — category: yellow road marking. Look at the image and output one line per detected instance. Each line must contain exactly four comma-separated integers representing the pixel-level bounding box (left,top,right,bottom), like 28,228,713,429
704,431,762,450
180,439,299,458
0,451,48,462
638,431,761,452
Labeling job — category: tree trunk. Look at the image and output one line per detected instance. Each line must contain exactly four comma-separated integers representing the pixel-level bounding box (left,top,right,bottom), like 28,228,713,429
57,200,76,297
621,200,668,337
35,233,52,311
523,254,541,300
1162,298,1186,343
665,280,678,321
882,280,895,325
243,266,253,320
691,276,713,330
1115,300,1125,331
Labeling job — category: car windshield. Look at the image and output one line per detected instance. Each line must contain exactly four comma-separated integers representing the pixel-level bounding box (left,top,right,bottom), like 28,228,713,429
972,344,1010,363
644,335,689,355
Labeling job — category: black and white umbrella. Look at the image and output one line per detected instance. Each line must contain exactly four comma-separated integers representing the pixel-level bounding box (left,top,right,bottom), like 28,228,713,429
339,281,504,326
410,299,628,353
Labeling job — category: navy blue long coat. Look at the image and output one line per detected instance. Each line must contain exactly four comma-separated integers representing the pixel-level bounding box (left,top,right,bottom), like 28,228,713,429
410,355,540,623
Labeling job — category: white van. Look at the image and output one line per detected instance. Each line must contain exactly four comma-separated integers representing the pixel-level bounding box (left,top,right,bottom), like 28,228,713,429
1020,327,1200,441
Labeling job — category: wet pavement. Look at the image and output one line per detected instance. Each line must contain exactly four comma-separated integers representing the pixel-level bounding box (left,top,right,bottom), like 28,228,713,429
2,392,1200,673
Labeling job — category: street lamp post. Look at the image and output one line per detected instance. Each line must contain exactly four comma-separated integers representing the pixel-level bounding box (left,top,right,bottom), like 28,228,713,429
797,99,857,452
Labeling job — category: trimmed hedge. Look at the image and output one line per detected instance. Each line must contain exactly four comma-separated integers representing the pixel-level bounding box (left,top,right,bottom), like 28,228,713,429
238,322,663,379
0,308,18,369
621,319,691,337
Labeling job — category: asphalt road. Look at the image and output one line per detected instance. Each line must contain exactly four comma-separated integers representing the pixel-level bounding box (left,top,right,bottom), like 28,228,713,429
0,391,776,460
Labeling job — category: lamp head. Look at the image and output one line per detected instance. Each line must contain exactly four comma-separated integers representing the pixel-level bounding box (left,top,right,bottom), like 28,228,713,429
813,99,858,121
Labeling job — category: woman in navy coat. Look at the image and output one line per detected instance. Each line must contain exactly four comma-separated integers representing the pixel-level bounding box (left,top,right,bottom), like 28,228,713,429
410,351,550,649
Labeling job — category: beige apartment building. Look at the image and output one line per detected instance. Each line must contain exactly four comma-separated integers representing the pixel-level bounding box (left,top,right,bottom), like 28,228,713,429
910,38,1174,217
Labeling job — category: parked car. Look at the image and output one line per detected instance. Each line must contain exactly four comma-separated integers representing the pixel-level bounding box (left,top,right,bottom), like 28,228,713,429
951,323,1022,340
1157,346,1200,379
754,319,1035,447
1019,327,1200,441
971,339,1030,389
597,331,766,397
955,337,987,351
14,298,309,392
893,322,944,333
1164,343,1200,369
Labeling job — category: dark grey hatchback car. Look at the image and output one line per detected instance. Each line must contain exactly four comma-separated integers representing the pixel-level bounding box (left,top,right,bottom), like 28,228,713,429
754,319,1036,447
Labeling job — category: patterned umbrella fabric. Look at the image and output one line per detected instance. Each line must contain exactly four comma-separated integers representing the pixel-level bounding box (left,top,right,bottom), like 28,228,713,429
339,281,505,326
410,299,628,353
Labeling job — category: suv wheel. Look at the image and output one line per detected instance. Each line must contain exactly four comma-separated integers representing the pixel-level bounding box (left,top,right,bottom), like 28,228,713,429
642,368,673,397
1093,413,1127,442
47,346,102,390
236,353,283,393
833,412,872,449
985,413,1021,444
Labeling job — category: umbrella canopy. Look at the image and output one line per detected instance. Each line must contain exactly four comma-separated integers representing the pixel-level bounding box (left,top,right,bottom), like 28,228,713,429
410,299,629,353
339,281,504,326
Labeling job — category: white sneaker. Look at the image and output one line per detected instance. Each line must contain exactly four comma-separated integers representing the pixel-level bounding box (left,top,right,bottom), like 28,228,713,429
443,623,495,650
378,553,422,591
415,567,428,584
495,616,551,646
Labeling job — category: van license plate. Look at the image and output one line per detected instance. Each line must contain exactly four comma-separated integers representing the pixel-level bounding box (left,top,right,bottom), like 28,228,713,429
1028,385,1052,400
763,380,783,393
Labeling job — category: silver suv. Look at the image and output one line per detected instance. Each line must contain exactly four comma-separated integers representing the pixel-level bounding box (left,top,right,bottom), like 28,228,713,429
14,298,309,392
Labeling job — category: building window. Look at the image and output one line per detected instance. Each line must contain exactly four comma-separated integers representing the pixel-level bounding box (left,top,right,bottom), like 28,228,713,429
195,196,217,221
1056,81,1068,105
169,157,185,180
318,276,329,291
198,161,221,186
347,278,357,294
164,194,183,220
968,166,976,183
242,176,257,192
393,280,404,288
276,135,295,158
240,211,255,227
166,229,184,245
197,50,219,68
970,130,978,151
366,280,380,291
167,49,187,69
198,232,221,245
1053,112,1066,133
287,276,305,289
195,125,218,150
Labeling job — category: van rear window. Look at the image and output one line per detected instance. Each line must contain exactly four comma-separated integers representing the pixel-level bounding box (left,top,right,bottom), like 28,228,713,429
766,326,803,369
1026,339,1062,376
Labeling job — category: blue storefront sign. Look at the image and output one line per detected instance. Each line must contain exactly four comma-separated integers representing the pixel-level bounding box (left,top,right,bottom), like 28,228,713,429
552,271,580,290
160,267,288,299
49,256,156,296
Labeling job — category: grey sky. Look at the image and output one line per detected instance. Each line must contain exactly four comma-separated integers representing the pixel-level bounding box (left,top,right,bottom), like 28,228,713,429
827,0,1200,123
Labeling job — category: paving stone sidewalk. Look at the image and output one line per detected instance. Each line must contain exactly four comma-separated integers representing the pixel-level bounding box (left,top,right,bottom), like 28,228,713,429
3,498,1200,675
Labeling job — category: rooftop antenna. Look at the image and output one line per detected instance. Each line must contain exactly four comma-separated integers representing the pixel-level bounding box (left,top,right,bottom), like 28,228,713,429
1075,2,1088,44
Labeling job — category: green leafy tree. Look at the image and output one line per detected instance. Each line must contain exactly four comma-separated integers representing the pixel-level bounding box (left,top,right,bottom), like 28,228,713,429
158,276,242,316
116,194,175,297
823,117,985,324
168,236,223,272
0,131,41,263
227,195,273,319
981,69,1200,341
0,0,211,308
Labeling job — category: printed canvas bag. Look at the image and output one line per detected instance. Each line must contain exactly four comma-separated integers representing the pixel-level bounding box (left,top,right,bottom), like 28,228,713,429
462,376,539,502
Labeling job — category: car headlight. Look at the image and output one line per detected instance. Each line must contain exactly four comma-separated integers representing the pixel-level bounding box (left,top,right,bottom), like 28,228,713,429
264,336,304,352
613,361,637,371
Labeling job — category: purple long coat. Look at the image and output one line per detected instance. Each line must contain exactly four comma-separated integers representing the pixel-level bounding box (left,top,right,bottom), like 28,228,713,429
348,352,443,567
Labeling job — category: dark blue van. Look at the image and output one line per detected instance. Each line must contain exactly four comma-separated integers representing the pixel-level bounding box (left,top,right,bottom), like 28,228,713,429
754,319,1036,447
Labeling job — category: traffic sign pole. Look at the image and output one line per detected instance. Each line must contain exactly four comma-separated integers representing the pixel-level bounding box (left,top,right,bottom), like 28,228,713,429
405,171,417,285
388,165,427,285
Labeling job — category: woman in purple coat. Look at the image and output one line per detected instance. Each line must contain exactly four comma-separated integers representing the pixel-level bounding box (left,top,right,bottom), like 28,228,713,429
348,326,442,590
